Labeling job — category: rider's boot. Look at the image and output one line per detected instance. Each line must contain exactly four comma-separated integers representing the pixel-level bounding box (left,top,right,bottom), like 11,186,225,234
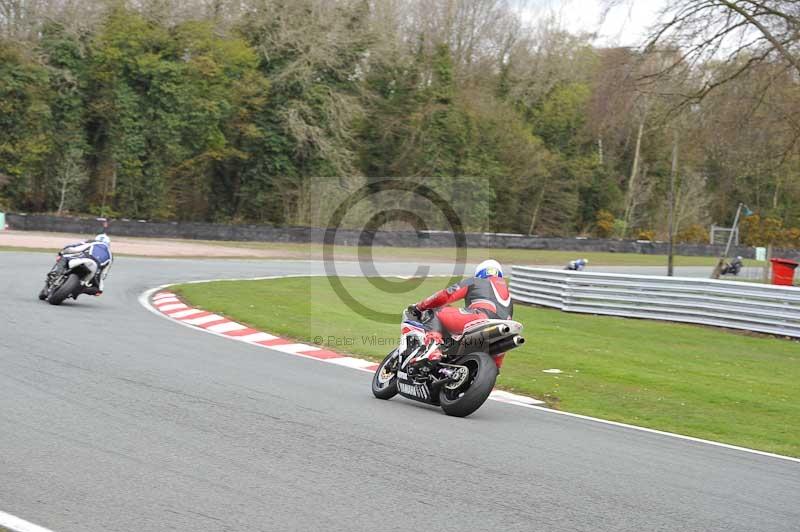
423,331,444,363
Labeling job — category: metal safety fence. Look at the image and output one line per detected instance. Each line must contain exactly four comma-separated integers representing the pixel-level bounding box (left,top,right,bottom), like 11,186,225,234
510,266,800,339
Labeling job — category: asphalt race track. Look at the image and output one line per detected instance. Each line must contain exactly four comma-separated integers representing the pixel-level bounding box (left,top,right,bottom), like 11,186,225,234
1,252,798,532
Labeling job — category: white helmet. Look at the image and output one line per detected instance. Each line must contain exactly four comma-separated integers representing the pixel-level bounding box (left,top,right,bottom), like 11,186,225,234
475,259,503,278
94,233,111,245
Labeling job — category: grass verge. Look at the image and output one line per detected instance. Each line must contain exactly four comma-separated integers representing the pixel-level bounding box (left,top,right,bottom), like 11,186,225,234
173,276,800,457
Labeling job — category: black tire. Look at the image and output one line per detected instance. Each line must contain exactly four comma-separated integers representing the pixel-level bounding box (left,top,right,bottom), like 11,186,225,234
372,349,399,400
439,353,498,418
48,273,80,305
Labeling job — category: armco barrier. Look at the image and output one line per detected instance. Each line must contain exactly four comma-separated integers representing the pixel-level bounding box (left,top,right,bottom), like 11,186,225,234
510,266,800,338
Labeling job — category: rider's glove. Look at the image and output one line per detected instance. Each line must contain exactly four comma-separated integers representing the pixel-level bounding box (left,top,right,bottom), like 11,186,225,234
406,304,422,319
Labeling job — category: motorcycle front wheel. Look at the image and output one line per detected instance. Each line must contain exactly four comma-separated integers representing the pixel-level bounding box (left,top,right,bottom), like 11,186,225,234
439,353,497,418
48,273,80,305
372,349,399,400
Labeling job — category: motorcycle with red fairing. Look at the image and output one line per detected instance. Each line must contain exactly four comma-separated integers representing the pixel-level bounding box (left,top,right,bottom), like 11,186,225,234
371,308,525,417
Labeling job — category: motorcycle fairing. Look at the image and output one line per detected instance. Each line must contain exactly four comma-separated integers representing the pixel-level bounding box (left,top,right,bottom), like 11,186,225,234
67,257,97,284
396,369,436,404
400,320,425,355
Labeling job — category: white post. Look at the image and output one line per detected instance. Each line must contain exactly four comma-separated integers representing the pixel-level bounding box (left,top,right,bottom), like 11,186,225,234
712,203,743,279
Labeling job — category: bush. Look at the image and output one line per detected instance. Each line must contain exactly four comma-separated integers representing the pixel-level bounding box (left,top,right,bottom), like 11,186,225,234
87,204,122,220
637,229,655,241
762,217,784,245
782,228,800,249
676,224,708,244
612,219,627,239
594,210,615,238
741,215,787,246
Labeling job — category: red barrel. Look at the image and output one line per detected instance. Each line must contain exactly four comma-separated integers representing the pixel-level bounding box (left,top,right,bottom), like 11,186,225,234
770,258,799,286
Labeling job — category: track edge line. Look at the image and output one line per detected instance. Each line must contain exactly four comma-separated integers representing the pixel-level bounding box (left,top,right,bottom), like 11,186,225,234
0,510,56,532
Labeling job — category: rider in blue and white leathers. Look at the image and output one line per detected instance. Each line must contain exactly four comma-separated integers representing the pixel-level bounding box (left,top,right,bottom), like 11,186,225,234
566,258,588,271
60,234,113,295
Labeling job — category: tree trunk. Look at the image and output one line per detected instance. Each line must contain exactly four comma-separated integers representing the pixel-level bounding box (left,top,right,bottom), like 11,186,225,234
773,176,781,209
57,178,67,215
528,185,546,236
667,129,679,276
597,137,603,164
623,113,646,237
58,158,74,215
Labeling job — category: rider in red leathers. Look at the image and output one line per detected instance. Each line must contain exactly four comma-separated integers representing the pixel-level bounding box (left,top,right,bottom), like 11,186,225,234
408,259,512,367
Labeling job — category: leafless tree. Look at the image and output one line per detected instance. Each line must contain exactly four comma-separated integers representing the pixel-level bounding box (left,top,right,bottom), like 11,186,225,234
390,0,527,86
505,14,595,107
55,147,88,215
605,0,800,103
0,0,107,38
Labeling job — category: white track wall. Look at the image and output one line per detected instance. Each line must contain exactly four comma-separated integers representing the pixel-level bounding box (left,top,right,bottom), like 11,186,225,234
510,266,800,338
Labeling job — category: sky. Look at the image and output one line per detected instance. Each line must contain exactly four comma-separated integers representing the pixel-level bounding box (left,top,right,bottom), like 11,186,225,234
519,0,667,47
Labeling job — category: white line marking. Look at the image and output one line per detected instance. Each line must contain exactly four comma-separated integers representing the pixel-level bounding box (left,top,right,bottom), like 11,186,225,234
236,332,279,342
206,321,248,333
181,314,224,325
138,277,800,464
0,510,55,532
168,308,206,319
157,303,187,312
490,390,546,406
326,357,377,370
268,343,322,354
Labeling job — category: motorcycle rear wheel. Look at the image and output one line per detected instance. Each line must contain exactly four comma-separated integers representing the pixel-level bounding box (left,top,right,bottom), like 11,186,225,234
48,273,80,305
372,349,399,400
439,353,497,418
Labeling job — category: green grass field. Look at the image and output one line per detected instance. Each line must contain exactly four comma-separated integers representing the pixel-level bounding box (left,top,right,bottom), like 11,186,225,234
173,276,800,457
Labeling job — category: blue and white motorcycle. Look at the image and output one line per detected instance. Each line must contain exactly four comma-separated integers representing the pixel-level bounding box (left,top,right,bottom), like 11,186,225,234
38,251,102,305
